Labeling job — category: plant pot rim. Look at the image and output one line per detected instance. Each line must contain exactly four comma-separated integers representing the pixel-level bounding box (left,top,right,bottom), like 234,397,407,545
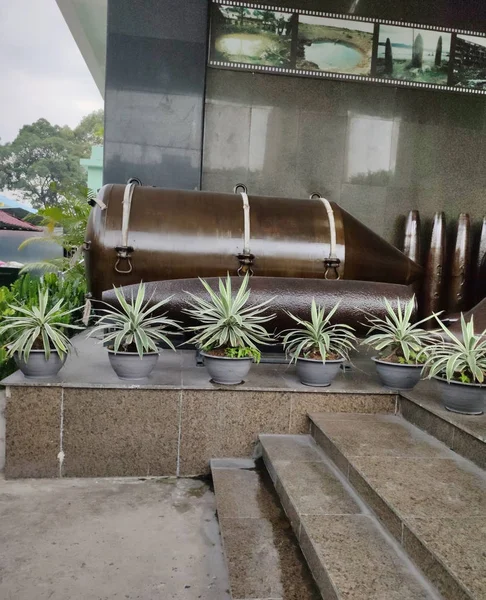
296,356,345,364
13,348,64,356
372,357,422,368
201,351,253,361
433,375,484,388
107,349,159,356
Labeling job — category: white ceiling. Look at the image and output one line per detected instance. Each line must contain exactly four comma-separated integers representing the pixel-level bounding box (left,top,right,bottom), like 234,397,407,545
56,0,107,96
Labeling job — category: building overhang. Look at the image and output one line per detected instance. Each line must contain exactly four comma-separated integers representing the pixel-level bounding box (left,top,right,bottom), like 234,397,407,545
55,0,107,97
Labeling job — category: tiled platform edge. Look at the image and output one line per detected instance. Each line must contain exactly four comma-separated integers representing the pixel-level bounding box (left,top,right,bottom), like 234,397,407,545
399,382,486,469
309,413,486,600
210,458,320,600
4,386,395,478
259,434,440,600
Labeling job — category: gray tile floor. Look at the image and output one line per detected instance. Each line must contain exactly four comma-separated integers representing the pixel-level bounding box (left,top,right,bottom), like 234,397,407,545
0,476,231,600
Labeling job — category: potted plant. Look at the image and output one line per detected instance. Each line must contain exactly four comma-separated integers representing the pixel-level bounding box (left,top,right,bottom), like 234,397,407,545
423,314,485,415
183,273,275,385
0,288,82,378
281,299,357,387
89,283,180,380
363,297,435,391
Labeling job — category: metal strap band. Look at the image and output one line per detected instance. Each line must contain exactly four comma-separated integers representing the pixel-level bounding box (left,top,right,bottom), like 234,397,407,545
93,195,107,210
121,182,137,248
241,191,251,254
114,181,138,274
319,196,337,259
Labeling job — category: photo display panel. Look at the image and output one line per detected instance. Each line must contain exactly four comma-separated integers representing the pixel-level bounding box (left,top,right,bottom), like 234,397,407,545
209,0,486,95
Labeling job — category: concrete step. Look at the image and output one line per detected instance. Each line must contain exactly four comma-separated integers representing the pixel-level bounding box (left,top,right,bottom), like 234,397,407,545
309,412,486,600
259,434,441,600
399,381,486,469
210,458,321,600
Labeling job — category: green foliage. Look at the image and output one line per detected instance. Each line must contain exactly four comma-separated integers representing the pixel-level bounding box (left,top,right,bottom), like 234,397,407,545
0,274,86,378
74,110,104,148
363,297,435,364
281,299,357,363
19,187,93,280
0,289,83,361
89,283,181,358
0,111,103,208
224,346,262,363
398,350,425,365
1,273,86,318
423,314,486,384
184,273,275,351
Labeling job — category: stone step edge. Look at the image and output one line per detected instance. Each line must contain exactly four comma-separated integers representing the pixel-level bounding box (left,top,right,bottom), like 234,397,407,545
210,457,319,600
308,415,474,600
258,434,442,600
398,393,485,470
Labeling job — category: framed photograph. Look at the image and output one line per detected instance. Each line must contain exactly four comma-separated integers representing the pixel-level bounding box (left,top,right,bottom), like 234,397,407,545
297,16,374,75
452,35,486,90
376,25,451,84
210,4,293,67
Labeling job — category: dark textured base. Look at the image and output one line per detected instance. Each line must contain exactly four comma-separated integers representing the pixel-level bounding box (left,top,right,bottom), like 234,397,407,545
2,338,398,479
4,386,395,479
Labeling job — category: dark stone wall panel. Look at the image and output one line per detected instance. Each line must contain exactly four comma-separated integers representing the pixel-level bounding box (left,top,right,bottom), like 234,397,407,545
104,0,208,188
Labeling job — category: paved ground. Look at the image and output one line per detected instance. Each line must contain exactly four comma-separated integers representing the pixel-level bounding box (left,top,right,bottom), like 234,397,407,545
0,476,231,600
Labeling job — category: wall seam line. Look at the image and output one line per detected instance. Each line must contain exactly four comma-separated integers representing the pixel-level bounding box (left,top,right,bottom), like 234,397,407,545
176,390,183,477
58,388,64,478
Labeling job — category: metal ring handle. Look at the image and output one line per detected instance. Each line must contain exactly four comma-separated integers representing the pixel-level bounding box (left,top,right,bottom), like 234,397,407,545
234,183,248,194
309,192,321,199
114,257,133,274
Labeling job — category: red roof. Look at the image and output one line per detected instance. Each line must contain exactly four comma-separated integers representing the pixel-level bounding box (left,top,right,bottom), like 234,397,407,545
0,210,42,232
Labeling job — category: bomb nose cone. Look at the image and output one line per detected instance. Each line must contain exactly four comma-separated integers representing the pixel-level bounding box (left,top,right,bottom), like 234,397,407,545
335,205,422,285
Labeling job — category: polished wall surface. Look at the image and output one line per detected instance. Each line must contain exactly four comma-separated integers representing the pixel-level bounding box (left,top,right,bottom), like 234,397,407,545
251,0,486,32
202,69,486,246
103,0,208,188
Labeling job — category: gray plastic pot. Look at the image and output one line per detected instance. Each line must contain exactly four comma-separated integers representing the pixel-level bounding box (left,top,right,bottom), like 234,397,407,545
108,350,159,380
372,357,422,390
201,353,253,385
14,350,67,378
296,357,344,387
434,376,485,415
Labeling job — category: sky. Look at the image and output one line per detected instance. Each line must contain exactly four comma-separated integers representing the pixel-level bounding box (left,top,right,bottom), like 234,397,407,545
0,0,104,144
379,25,451,52
299,15,374,33
459,34,486,50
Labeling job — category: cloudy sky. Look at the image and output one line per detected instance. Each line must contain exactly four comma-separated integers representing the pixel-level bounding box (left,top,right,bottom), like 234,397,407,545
0,0,103,143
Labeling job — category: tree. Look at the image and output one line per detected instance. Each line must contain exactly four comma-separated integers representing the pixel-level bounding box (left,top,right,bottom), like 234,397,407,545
412,33,423,68
74,109,104,150
227,7,250,26
385,38,393,75
0,110,104,209
435,36,443,67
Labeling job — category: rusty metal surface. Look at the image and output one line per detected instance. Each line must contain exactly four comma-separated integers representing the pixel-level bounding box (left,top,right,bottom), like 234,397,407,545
101,277,415,336
85,185,422,299
403,210,421,265
450,297,486,335
422,212,446,321
473,217,486,305
447,213,471,314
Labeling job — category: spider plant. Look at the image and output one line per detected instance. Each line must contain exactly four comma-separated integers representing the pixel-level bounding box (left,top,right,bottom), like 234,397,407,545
183,273,276,360
88,283,181,358
363,297,436,364
281,299,357,363
0,288,83,361
423,314,486,384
